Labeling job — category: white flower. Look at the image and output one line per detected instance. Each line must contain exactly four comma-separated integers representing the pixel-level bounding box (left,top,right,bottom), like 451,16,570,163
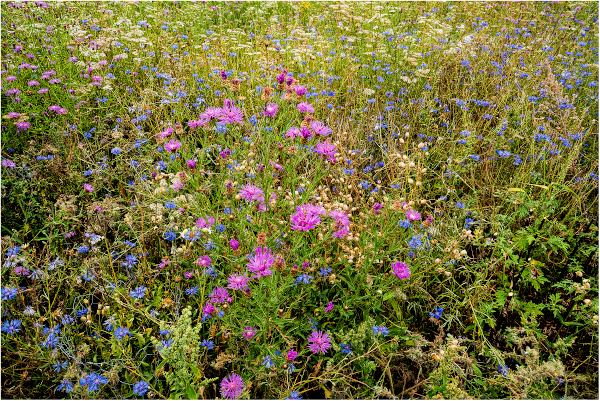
23,306,37,316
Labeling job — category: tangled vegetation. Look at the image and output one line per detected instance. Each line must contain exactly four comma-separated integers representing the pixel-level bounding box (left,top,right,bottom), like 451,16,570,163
1,1,598,399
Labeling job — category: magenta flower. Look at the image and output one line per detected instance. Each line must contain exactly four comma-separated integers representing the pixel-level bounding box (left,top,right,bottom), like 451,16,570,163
203,301,216,315
324,302,334,313
307,330,331,355
227,274,248,291
263,103,279,117
209,287,231,304
392,261,411,280
16,121,30,131
184,271,194,279
238,184,264,203
196,216,215,229
218,103,244,124
269,160,283,170
295,85,307,96
83,183,94,192
229,239,240,250
242,326,257,341
290,210,320,231
297,102,314,114
2,159,16,169
247,247,275,279
373,203,383,215
187,159,196,169
300,127,313,140
164,139,182,152
200,106,223,120
310,120,332,136
220,373,245,399
315,140,336,162
195,255,212,267
286,127,300,139
406,209,421,221
286,349,298,361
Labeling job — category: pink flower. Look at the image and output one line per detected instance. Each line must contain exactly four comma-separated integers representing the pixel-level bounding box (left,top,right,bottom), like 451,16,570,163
238,184,264,203
295,85,307,96
315,140,336,161
184,271,194,279
269,161,283,170
164,139,182,152
242,326,257,341
203,301,216,315
324,302,334,313
196,216,215,229
310,120,332,136
218,103,244,124
392,261,411,280
290,204,325,232
209,287,231,304
195,255,212,267
247,247,275,279
229,239,240,250
297,102,314,113
406,209,421,221
286,127,300,139
200,106,223,120
286,349,298,361
227,274,248,291
263,102,279,117
220,373,245,400
2,159,16,169
307,330,331,355
83,183,94,192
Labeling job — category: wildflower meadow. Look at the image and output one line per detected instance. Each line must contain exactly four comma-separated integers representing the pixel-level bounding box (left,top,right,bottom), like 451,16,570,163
1,1,599,399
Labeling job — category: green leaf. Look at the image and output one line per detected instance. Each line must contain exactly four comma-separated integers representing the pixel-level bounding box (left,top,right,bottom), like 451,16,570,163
186,383,197,399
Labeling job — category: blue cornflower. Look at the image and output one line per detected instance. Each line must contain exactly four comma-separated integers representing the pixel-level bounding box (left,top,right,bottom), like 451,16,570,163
122,254,138,268
82,271,95,281
158,338,174,352
164,231,176,241
80,372,109,392
200,339,215,350
57,379,74,393
50,311,68,325
111,147,121,155
130,286,147,299
262,355,274,368
133,380,149,397
47,257,65,271
103,317,115,332
430,306,444,320
456,202,465,209
159,329,171,336
204,240,216,250
164,201,177,209
215,224,226,233
42,325,61,336
1,287,19,300
408,235,423,250
398,219,412,229
124,240,136,247
41,333,60,348
309,318,319,331
465,218,474,229
185,286,200,296
52,360,68,373
1,319,22,335
296,274,313,285
319,267,332,277
76,308,88,317
498,364,509,377
77,245,89,253
114,327,132,340
286,390,302,399
372,326,389,336
340,343,352,354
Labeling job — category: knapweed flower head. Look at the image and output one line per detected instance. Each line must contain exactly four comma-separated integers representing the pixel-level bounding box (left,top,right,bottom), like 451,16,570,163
247,247,275,279
230,238,240,250
238,184,264,203
310,120,332,136
315,140,337,162
242,326,257,341
287,349,298,361
196,215,216,229
227,273,248,291
324,302,335,313
307,330,331,355
297,102,314,113
219,101,244,124
220,373,245,399
83,183,94,192
406,209,421,221
195,255,212,267
164,139,182,152
209,286,231,304
290,203,325,231
392,261,411,280
264,102,279,117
